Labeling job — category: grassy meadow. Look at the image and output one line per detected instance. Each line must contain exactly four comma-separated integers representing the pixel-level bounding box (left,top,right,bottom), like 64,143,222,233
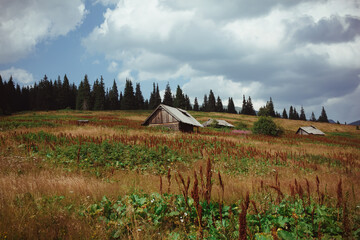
0,110,359,239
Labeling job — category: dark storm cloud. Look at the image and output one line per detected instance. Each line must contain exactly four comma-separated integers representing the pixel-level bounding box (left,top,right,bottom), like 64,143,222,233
293,15,360,44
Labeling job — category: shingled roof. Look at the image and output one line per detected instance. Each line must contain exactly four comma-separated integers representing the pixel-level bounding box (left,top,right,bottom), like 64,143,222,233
142,104,203,127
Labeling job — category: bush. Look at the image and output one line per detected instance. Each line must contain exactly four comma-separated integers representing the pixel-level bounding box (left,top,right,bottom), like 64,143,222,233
234,121,248,130
252,116,283,136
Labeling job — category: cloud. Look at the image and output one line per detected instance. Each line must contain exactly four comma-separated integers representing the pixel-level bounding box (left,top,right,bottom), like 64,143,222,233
0,0,86,64
0,67,34,84
83,0,360,122
292,15,360,44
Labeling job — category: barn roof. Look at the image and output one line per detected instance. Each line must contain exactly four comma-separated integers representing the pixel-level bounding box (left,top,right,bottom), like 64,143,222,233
296,126,325,135
203,119,235,128
142,104,203,127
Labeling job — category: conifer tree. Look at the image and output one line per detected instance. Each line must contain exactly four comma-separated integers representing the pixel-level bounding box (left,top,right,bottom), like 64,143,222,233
162,82,173,106
76,74,91,110
227,97,237,114
135,83,144,109
93,76,105,110
310,112,316,121
109,79,119,110
293,107,300,120
184,95,192,110
318,106,329,122
62,74,72,109
299,106,306,121
207,90,216,112
121,79,135,110
193,97,199,111
201,94,208,111
289,106,294,120
240,95,246,114
155,84,161,107
149,83,157,109
119,92,123,109
173,85,186,109
282,108,288,119
267,97,275,117
215,96,223,112
246,96,256,115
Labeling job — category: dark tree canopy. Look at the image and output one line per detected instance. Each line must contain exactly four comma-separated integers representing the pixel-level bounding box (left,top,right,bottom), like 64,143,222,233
134,83,144,110
299,106,306,121
318,106,329,123
121,79,135,110
193,97,199,111
227,97,237,114
109,79,119,110
207,90,216,112
282,108,288,119
162,82,173,106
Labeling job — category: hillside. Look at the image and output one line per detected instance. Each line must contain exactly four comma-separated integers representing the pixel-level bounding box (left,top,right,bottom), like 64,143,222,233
0,110,359,239
349,120,360,126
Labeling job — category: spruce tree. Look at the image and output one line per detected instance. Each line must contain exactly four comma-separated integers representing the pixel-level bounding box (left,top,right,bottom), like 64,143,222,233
173,85,186,109
293,107,300,120
121,79,135,110
109,80,119,110
149,83,157,109
201,94,208,111
193,97,199,111
240,95,246,114
246,96,256,115
184,95,192,110
93,76,105,110
267,97,275,117
155,84,161,107
299,106,306,121
318,106,329,122
135,83,144,109
310,112,316,121
207,90,216,112
215,96,223,112
227,97,237,114
289,106,294,120
76,75,91,110
282,108,288,119
162,82,173,106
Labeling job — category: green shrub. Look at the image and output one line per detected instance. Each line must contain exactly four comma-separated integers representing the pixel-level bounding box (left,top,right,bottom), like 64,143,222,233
234,121,248,130
252,116,283,136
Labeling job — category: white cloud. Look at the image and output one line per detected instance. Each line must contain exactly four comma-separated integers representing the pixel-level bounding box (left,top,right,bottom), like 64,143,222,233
108,61,118,72
83,0,360,122
0,67,34,84
0,0,87,64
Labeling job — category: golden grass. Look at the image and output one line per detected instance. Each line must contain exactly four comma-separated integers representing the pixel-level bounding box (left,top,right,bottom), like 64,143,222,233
1,110,359,238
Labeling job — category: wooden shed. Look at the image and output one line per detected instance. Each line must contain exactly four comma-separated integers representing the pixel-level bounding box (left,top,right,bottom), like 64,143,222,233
296,126,325,135
142,104,203,132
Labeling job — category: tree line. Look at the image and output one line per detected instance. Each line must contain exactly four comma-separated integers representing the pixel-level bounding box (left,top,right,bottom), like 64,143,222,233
0,74,329,122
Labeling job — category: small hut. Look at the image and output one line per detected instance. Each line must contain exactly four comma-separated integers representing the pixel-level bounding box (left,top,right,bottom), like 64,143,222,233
296,126,325,135
202,119,235,128
142,104,203,132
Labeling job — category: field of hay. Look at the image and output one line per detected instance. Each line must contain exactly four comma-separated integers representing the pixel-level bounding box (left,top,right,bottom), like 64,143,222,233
0,110,359,239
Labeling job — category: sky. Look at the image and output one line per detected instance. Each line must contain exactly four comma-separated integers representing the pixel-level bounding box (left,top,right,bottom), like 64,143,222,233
0,0,359,123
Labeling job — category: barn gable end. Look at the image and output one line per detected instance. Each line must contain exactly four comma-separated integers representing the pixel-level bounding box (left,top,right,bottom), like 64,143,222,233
142,104,203,132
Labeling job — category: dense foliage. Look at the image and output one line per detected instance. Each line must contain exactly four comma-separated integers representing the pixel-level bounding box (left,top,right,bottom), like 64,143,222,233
252,116,283,136
0,73,332,123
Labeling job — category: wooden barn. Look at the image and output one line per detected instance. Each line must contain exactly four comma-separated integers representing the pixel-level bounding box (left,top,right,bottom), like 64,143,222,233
142,104,203,132
203,119,235,128
296,126,325,135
